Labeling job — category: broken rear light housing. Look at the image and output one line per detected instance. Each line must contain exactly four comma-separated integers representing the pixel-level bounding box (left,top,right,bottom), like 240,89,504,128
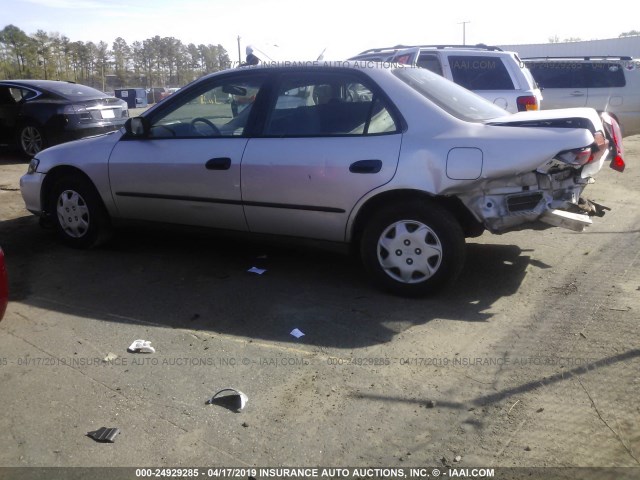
601,112,625,172
516,95,538,112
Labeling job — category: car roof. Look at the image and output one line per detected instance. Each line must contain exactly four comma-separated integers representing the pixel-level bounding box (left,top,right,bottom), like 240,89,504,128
0,79,79,88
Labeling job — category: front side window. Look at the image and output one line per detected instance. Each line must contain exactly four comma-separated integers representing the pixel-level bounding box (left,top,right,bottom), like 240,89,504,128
449,55,515,90
149,75,265,138
264,72,398,136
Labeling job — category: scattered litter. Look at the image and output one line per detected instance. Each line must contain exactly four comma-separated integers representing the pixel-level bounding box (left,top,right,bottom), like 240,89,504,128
247,267,267,275
103,352,118,362
128,339,155,354
290,328,305,339
242,422,249,428
508,400,520,414
87,427,120,443
454,455,462,463
525,446,532,451
207,388,248,412
608,306,631,312
426,400,436,408
536,408,545,413
579,332,587,339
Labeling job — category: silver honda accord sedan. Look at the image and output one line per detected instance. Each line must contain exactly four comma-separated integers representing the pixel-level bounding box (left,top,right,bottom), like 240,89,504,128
20,62,625,296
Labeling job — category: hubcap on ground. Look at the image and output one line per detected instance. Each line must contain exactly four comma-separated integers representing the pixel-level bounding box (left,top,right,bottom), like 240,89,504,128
56,190,90,238
377,220,442,284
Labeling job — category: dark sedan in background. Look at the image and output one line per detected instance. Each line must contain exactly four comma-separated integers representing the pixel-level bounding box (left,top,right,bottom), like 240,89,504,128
0,80,128,157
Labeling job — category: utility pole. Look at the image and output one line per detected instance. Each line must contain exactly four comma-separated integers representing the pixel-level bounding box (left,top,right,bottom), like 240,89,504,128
458,21,470,45
237,36,242,64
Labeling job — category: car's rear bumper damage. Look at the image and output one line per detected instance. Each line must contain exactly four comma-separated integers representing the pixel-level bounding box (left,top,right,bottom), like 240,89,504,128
457,168,602,233
455,109,623,234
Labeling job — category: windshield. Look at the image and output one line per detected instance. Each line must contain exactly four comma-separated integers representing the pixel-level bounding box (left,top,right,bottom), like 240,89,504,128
393,67,509,122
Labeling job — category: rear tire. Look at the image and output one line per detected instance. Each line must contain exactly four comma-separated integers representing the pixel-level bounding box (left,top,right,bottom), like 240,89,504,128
49,175,112,249
17,123,47,158
360,201,466,296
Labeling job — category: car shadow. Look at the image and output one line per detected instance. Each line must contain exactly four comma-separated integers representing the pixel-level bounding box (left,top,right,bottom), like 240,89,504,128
3,216,536,349
0,149,27,166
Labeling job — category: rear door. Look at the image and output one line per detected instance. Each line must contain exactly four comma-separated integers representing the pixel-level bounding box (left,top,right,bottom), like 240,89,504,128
240,70,403,242
0,85,28,145
585,62,626,110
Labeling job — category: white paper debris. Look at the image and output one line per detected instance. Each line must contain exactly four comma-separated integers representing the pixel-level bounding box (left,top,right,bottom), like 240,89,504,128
247,267,267,275
290,328,305,339
103,352,118,362
127,339,156,354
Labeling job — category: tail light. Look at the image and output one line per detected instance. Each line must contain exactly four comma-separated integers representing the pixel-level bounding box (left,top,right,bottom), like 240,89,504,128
517,95,538,112
601,112,625,172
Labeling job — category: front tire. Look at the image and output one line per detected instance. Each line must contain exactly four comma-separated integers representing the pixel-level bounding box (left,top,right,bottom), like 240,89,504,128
360,201,466,296
49,175,112,248
17,123,47,158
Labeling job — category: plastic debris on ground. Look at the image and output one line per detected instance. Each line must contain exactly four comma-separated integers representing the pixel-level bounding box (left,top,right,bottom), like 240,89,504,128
127,339,156,353
290,328,305,339
247,267,267,275
87,427,120,443
206,388,248,412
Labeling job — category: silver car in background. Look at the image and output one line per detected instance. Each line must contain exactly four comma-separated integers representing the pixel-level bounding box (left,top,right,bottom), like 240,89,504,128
20,62,625,296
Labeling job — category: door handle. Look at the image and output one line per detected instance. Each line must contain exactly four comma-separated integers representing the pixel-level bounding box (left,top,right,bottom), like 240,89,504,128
349,159,382,174
205,157,231,170
570,91,585,97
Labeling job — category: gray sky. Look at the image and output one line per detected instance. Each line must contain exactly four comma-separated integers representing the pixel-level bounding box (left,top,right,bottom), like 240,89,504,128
3,0,637,61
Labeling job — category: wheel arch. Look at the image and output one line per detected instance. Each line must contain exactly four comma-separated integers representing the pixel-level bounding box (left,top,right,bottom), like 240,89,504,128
41,165,107,218
349,189,484,251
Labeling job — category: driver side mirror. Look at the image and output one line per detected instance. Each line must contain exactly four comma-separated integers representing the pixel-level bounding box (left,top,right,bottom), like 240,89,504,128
125,117,150,137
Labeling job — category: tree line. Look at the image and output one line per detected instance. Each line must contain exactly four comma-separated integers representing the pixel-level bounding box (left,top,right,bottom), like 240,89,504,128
0,24,232,91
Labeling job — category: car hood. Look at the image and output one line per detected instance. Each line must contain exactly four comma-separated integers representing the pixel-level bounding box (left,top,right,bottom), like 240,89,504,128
35,129,123,173
485,107,604,132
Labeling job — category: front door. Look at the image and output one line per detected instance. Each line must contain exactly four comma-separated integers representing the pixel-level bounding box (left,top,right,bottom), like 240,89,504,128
108,73,267,231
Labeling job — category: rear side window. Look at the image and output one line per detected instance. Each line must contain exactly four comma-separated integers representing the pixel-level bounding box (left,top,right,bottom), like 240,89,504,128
448,55,515,90
587,63,626,87
264,72,399,136
526,62,627,88
417,53,444,76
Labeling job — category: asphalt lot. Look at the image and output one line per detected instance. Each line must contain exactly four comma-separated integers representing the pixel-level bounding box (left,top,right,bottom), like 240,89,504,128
0,136,639,477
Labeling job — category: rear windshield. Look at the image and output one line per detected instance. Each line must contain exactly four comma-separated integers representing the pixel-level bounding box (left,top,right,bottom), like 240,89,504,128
393,67,508,122
448,55,515,90
45,83,107,100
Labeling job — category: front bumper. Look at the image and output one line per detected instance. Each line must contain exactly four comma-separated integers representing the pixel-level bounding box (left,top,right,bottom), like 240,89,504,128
20,171,46,215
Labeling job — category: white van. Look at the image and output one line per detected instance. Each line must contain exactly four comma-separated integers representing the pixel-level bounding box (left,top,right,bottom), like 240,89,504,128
524,56,640,137
349,44,542,113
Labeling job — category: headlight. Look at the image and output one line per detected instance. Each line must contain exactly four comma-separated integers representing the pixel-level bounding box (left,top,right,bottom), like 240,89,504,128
27,158,40,174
